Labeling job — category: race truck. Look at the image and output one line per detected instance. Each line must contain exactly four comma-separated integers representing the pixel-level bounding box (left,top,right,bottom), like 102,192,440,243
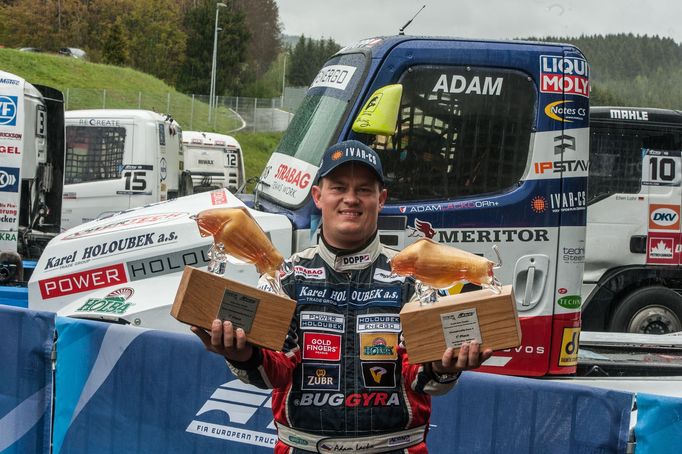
27,36,682,382
181,131,245,193
0,70,64,289
61,109,192,231
582,106,682,335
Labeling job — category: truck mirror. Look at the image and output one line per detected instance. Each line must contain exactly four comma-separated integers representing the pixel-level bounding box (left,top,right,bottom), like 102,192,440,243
351,84,403,136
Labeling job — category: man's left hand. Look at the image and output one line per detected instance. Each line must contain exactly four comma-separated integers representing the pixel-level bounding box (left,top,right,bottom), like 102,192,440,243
431,341,493,375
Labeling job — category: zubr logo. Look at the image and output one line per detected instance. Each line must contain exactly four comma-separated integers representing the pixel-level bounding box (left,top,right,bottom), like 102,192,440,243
186,379,276,448
0,95,18,126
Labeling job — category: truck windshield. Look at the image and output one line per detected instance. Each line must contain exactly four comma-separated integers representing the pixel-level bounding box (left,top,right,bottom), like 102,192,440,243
259,52,367,206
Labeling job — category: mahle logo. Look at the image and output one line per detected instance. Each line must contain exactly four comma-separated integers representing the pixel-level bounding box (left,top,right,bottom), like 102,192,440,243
557,295,581,309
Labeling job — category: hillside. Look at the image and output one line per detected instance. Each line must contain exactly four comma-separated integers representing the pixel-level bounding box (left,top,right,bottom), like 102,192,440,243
0,48,281,183
0,48,241,132
532,34,682,108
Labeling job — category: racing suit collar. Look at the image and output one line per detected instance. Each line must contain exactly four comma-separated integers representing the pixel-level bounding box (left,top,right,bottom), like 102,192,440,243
319,230,381,271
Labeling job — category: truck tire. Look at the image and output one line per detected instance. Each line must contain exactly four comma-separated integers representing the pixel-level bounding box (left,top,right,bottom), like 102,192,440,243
610,286,682,334
178,172,194,197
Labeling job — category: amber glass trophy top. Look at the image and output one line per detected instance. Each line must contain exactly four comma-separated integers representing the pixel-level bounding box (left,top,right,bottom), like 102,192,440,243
195,207,284,276
391,238,494,289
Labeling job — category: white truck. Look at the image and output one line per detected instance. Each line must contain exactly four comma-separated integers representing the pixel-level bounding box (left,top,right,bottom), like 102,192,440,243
0,70,64,280
181,131,245,193
582,106,682,334
60,109,192,230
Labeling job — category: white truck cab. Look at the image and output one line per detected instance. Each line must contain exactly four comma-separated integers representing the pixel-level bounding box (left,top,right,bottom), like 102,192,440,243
61,109,189,231
182,131,244,193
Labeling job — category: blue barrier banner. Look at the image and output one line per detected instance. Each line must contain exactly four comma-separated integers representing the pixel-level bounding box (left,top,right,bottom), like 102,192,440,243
635,393,682,453
53,317,277,453
53,316,634,453
430,373,634,453
0,288,29,308
0,305,54,454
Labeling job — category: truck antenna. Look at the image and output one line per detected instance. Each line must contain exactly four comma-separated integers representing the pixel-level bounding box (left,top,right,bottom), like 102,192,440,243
399,5,426,35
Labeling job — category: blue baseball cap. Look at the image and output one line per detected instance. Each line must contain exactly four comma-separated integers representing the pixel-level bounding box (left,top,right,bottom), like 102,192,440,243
317,140,384,185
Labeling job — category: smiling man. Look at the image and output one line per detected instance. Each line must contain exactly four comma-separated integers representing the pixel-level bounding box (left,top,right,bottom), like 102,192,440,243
193,140,492,453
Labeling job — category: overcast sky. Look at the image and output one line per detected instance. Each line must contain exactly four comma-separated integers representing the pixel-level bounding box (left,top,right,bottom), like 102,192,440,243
275,0,681,45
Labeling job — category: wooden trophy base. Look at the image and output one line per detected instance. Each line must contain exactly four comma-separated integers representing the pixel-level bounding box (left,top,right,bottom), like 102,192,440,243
172,266,296,352
400,285,520,364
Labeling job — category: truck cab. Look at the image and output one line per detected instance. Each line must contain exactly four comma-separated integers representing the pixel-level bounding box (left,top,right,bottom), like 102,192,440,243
60,110,186,231
181,131,245,193
0,70,64,289
582,106,682,334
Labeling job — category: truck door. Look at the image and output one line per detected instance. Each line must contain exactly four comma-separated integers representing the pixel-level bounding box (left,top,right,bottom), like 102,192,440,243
355,41,589,376
62,119,135,230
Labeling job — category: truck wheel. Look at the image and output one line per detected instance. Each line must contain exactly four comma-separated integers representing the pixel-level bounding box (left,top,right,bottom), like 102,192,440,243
178,172,194,197
610,286,682,334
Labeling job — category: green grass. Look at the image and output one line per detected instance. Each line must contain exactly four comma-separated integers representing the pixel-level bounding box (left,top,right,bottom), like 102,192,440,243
0,48,241,132
233,132,283,190
1,48,281,186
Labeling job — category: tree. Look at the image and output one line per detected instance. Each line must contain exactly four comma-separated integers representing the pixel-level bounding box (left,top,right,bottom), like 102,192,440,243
176,0,249,96
101,19,130,66
235,0,282,78
287,35,341,86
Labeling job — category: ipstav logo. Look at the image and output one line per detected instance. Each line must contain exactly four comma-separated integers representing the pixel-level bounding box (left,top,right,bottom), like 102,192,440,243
186,379,277,448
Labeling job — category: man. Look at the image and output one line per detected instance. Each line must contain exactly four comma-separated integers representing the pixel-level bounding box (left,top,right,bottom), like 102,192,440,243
192,140,493,453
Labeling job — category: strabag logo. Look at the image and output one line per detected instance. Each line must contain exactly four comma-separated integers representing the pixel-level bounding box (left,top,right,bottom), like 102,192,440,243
294,266,326,280
0,167,20,192
39,263,128,299
62,212,187,240
75,287,135,315
0,95,18,126
186,379,276,448
539,55,589,98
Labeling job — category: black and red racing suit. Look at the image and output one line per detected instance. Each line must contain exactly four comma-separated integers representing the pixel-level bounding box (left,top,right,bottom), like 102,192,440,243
227,234,458,453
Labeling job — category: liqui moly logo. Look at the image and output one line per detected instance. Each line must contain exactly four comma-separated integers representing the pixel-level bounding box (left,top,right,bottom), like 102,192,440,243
540,56,589,98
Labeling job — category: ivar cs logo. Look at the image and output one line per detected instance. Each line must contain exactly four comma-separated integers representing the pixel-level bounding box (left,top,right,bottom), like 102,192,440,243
0,96,18,126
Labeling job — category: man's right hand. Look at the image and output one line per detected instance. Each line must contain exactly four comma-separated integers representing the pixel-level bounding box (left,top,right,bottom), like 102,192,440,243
191,319,254,363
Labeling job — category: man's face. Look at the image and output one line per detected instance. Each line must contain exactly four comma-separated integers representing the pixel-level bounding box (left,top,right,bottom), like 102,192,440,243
312,163,387,250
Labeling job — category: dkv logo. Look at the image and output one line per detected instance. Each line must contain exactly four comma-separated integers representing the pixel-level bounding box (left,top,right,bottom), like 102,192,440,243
186,379,277,448
649,205,680,230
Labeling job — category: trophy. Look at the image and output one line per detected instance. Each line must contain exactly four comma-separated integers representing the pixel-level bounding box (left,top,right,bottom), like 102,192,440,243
171,207,296,351
391,239,521,364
